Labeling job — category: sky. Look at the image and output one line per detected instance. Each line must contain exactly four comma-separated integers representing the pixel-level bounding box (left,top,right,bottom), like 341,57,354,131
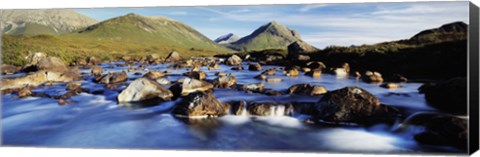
76,1,469,49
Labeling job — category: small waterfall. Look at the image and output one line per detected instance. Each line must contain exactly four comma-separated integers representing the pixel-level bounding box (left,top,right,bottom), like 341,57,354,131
269,105,286,116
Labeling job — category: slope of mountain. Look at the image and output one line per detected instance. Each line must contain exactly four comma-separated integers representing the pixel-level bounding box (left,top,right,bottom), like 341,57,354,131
0,9,97,35
407,21,467,44
2,13,231,66
229,21,305,51
315,21,468,80
214,33,240,44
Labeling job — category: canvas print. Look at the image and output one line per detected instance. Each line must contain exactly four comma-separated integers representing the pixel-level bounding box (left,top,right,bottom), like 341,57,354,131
0,1,471,155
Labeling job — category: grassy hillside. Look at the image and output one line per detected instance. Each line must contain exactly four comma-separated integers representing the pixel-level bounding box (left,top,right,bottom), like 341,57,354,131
2,13,232,66
229,21,305,51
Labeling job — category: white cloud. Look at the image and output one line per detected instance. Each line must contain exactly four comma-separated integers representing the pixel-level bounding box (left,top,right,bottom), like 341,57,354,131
298,4,329,12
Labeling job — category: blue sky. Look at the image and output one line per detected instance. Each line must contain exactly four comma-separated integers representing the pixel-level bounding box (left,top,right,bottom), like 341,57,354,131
76,1,469,48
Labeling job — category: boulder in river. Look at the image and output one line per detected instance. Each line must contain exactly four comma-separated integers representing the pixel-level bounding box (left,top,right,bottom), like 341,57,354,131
183,71,206,80
285,68,299,77
396,112,467,150
212,74,237,88
117,78,173,104
172,91,227,117
143,71,165,79
315,86,401,124
266,78,282,83
1,70,80,90
306,61,326,71
238,83,265,92
66,81,82,91
247,102,294,116
288,84,328,96
170,78,214,98
287,41,317,61
362,71,384,83
165,51,181,62
229,100,248,116
91,66,104,76
306,70,321,78
261,68,276,75
94,71,128,84
1,64,21,74
87,56,102,65
17,87,33,98
418,77,467,115
380,83,401,89
23,56,69,72
156,78,171,85
231,66,244,71
248,63,262,71
226,55,242,66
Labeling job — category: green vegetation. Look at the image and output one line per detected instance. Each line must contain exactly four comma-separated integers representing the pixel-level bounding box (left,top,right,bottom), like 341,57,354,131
2,13,232,66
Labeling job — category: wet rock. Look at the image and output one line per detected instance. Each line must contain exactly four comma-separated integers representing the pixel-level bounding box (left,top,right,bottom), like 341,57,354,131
254,74,267,80
389,74,408,83
208,63,220,71
156,78,171,85
134,72,143,75
285,68,299,77
380,83,401,89
248,102,294,116
66,82,82,91
229,100,248,116
172,92,227,117
146,54,160,62
396,112,467,150
418,77,466,115
263,89,284,96
58,99,74,105
287,41,317,61
1,64,21,74
143,71,165,79
23,56,69,72
17,87,33,98
231,66,244,70
1,70,80,90
128,67,135,72
261,68,276,75
87,56,102,65
117,78,173,103
170,78,214,98
306,61,326,71
362,71,384,83
165,51,181,62
215,72,227,77
105,84,119,89
306,70,321,78
266,78,282,83
248,63,262,71
94,71,128,84
212,74,237,88
183,71,206,80
238,83,265,92
91,66,104,76
25,52,46,65
288,84,328,96
301,67,311,72
315,86,401,124
164,70,172,74
226,55,242,66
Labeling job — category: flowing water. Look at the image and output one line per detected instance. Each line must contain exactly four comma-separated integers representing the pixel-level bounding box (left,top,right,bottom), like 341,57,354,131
1,61,463,154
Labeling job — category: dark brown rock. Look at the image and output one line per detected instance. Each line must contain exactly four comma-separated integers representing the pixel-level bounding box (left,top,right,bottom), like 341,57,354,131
172,92,227,117
418,77,467,115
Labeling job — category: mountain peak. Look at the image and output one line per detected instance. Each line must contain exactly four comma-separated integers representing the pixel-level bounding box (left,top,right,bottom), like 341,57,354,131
214,33,240,44
410,21,468,43
229,21,308,51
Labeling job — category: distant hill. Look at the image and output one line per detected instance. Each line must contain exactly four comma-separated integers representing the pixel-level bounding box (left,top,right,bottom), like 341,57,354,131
229,21,311,51
0,9,97,35
2,13,232,66
313,21,468,80
214,33,240,44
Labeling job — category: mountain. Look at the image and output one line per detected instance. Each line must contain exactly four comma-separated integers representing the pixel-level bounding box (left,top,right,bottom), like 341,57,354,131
229,21,307,51
407,21,467,44
214,33,240,44
0,9,97,35
2,13,231,66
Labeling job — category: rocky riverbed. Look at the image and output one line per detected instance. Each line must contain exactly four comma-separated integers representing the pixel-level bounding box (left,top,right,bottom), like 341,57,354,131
0,53,468,154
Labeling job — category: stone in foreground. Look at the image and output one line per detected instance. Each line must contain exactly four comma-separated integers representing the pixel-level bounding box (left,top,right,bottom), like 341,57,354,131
172,92,227,117
117,78,173,103
315,86,400,124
